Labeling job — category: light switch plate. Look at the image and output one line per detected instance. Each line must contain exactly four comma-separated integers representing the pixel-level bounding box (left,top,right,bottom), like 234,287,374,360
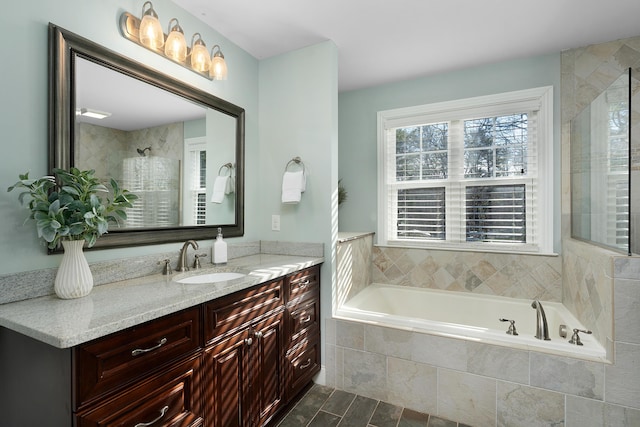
271,214,280,231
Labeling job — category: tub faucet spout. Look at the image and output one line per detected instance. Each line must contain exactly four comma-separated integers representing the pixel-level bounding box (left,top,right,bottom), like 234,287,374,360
531,300,550,340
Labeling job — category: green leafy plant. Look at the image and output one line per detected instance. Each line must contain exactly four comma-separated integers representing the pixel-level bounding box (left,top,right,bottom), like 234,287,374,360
8,167,138,249
338,179,347,206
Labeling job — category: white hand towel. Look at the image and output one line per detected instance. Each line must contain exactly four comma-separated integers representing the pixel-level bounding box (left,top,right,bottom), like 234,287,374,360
225,176,235,195
281,170,306,204
211,176,229,203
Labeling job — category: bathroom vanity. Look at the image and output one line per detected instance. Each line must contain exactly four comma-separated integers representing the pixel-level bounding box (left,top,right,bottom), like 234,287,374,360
0,254,322,427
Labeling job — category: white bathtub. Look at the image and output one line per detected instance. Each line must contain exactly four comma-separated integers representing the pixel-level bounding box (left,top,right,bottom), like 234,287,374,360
335,283,606,361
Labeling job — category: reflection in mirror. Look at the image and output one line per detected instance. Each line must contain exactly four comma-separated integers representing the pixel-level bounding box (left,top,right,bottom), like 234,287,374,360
570,68,638,255
49,24,244,249
75,58,237,229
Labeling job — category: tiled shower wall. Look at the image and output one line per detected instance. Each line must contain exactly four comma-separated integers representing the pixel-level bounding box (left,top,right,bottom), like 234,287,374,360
561,34,640,356
76,121,184,182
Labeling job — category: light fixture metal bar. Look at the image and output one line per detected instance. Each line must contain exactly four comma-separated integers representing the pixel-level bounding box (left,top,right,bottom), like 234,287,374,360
119,12,213,80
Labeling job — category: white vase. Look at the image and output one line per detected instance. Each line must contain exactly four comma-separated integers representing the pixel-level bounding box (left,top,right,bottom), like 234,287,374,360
54,240,94,299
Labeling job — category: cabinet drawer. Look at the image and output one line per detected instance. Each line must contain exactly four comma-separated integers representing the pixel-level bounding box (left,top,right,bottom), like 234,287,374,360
286,266,319,303
74,307,201,408
76,355,203,427
204,279,283,344
286,339,320,397
287,297,319,347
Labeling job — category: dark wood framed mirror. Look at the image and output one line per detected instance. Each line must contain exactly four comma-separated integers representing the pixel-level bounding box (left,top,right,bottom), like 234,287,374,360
48,23,245,250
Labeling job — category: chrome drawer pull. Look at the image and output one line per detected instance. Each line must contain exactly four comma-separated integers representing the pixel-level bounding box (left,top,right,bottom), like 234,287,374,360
298,279,311,289
300,314,311,325
255,331,263,339
245,337,253,346
134,405,169,427
131,337,168,356
299,358,312,370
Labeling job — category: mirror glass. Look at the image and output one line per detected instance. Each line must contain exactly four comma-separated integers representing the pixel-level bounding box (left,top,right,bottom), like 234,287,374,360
570,68,638,254
49,24,244,249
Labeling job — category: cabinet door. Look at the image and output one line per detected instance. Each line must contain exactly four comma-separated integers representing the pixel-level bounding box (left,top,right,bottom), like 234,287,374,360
203,328,250,427
250,310,285,427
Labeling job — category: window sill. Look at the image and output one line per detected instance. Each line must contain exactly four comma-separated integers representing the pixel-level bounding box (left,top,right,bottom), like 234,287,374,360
378,240,558,257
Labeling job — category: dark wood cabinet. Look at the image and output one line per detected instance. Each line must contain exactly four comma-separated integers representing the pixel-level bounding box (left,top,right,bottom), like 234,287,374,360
0,264,321,427
284,267,321,398
204,327,250,427
76,354,203,427
203,278,286,427
74,306,202,409
203,309,285,427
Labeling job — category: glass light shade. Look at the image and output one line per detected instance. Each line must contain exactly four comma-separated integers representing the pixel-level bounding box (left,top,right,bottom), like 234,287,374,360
139,3,164,49
210,54,228,80
190,36,210,72
164,22,187,62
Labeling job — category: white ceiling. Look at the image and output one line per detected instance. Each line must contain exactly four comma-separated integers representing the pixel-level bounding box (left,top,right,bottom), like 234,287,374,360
76,57,205,132
172,0,640,92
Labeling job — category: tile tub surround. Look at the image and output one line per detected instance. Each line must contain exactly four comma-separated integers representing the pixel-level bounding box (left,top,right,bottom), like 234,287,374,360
0,240,322,305
325,317,640,427
0,252,323,348
335,232,375,309
333,232,640,423
372,245,562,302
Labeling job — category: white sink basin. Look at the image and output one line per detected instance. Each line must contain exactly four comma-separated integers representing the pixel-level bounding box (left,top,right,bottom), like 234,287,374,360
176,272,246,285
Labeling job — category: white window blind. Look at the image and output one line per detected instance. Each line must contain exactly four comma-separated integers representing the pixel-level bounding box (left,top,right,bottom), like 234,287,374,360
378,87,554,254
191,149,207,225
182,137,208,226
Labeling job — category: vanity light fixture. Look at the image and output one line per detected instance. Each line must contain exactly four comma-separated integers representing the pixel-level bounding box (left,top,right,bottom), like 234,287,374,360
210,45,228,80
119,5,228,80
164,18,187,62
138,1,164,50
190,33,210,72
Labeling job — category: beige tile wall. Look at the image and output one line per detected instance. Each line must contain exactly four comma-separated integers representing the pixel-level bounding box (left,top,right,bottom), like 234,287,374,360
561,34,640,356
372,246,562,301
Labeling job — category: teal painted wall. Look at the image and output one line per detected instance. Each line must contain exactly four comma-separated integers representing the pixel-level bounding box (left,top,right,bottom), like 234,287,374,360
337,54,563,252
258,41,340,327
0,0,259,273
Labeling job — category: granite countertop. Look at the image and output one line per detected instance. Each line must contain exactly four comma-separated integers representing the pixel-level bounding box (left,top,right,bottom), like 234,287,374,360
0,254,323,349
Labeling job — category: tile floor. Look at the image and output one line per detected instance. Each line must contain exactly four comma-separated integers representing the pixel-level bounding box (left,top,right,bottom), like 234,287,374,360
276,384,472,427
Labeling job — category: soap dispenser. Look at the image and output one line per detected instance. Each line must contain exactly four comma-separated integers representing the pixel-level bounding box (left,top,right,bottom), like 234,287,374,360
213,227,228,265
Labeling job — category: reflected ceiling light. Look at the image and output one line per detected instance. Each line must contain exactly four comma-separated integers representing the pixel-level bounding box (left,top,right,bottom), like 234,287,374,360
164,18,187,62
210,45,228,80
190,33,210,72
76,108,112,119
138,1,164,50
120,7,227,80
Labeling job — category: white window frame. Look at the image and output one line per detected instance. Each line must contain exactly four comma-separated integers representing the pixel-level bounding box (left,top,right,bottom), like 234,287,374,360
182,137,207,226
377,86,554,254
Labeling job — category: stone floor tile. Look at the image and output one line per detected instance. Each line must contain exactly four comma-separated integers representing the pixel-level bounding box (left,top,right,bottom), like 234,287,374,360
369,401,403,427
398,408,429,427
339,395,379,427
309,410,342,427
323,389,357,416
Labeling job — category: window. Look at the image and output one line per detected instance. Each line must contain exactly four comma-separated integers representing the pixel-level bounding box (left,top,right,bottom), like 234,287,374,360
183,137,208,226
378,87,554,254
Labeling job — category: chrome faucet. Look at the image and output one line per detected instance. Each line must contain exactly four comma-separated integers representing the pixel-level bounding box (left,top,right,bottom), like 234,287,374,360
177,240,199,272
531,300,550,340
